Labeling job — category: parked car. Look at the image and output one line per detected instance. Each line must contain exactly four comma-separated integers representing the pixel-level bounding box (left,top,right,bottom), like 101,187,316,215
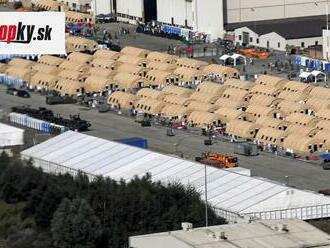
6,87,18,95
16,90,30,98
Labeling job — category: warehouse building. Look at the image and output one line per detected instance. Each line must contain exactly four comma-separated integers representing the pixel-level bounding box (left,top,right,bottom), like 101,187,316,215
130,219,330,248
21,131,330,223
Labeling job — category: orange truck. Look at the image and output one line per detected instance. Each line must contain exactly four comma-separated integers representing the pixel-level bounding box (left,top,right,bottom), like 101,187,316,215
196,153,238,169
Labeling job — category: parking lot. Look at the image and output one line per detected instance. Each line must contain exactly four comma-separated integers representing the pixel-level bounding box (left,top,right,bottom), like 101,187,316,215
1,84,329,192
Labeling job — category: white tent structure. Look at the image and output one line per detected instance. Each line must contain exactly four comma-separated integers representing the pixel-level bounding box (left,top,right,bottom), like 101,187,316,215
0,123,24,147
311,70,326,83
219,53,246,66
21,131,330,223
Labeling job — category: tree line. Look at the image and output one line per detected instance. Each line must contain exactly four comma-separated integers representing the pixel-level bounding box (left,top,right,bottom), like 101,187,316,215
0,152,225,248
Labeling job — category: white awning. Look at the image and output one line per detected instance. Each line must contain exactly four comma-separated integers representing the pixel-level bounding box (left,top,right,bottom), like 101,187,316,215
299,72,311,78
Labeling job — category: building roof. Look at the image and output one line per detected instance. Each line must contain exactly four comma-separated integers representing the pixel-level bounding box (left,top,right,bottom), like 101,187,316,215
0,123,24,147
37,55,65,67
161,104,190,118
189,92,219,104
228,15,326,39
147,51,177,64
130,219,330,248
32,64,59,75
137,88,168,100
67,52,93,64
21,131,330,222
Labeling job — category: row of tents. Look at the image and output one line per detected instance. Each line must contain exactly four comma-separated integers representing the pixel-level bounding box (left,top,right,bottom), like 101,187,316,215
0,45,240,95
107,75,330,155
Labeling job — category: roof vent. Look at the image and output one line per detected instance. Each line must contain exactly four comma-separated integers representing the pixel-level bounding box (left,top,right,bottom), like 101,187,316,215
181,222,193,231
219,231,227,240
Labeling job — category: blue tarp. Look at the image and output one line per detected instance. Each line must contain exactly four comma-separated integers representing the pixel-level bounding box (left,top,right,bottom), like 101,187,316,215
0,74,24,87
161,25,181,35
320,154,330,160
295,56,301,65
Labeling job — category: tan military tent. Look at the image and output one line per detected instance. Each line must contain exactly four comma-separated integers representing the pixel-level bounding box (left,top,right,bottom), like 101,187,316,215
276,100,310,116
285,124,319,137
226,120,260,139
222,88,252,102
121,46,149,58
35,0,68,11
93,50,120,60
89,68,116,78
5,67,33,82
90,58,119,70
250,84,281,97
282,81,314,94
30,72,58,89
186,101,218,112
145,69,178,86
246,105,285,119
196,81,228,96
137,88,168,100
176,58,208,70
283,135,322,154
316,120,330,131
161,85,194,97
314,130,330,143
255,75,288,89
107,91,140,109
277,90,308,102
255,116,289,130
315,109,330,121
67,52,93,64
32,64,59,75
202,64,239,79
309,87,330,100
147,61,177,72
188,111,221,126
174,67,204,82
84,76,113,93
59,61,89,72
223,78,254,91
65,11,93,23
286,113,320,127
189,92,219,104
53,78,84,95
133,98,166,115
305,98,330,112
214,107,250,123
255,127,287,146
8,58,35,69
249,95,281,107
113,72,144,89
117,55,148,67
117,64,149,77
163,94,194,106
0,63,7,73
59,70,87,82
38,55,65,67
161,105,190,119
214,98,246,110
147,52,178,64
66,36,98,53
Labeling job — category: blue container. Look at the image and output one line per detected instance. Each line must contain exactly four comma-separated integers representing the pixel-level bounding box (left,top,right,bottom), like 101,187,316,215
115,137,148,149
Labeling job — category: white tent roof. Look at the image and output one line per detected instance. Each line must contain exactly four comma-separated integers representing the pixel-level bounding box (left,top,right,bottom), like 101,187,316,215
21,131,330,222
231,53,245,60
299,71,311,78
311,70,325,76
220,54,231,61
0,123,24,147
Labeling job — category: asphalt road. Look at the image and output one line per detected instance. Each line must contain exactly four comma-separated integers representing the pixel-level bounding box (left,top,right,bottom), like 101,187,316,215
0,86,329,192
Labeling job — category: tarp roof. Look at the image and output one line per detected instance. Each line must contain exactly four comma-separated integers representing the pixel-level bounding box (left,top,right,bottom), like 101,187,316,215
255,117,289,130
0,123,24,147
147,61,177,72
162,85,194,97
38,55,65,67
0,63,7,73
286,113,320,127
187,101,218,112
283,134,322,154
188,111,220,125
8,58,35,69
117,55,147,66
249,95,279,107
89,67,116,78
309,87,330,100
214,107,246,123
30,72,58,88
113,72,144,89
53,78,84,95
255,127,287,146
277,90,308,102
161,104,190,118
176,58,208,69
163,94,193,106
137,88,168,100
32,64,59,75
224,79,254,91
107,91,140,109
59,60,89,72
222,88,251,102
203,64,239,78
250,84,281,97
276,100,308,115
196,81,228,96
255,75,288,89
5,66,33,81
226,120,260,139
214,98,246,109
93,50,120,60
315,109,330,121
67,52,93,64
282,81,314,94
121,46,149,58
65,36,98,53
147,51,178,64
21,131,330,221
189,91,219,104
133,98,166,115
117,63,147,75
84,76,112,93
174,67,204,81
306,98,330,112
59,70,86,82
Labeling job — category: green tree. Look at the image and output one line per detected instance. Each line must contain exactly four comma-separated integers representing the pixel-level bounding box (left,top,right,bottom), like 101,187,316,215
51,198,101,248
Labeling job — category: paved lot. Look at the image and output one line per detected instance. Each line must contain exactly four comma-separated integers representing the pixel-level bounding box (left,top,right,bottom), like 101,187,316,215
0,85,329,192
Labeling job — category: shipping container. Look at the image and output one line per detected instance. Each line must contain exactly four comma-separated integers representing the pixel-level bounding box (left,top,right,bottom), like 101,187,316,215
115,137,148,149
